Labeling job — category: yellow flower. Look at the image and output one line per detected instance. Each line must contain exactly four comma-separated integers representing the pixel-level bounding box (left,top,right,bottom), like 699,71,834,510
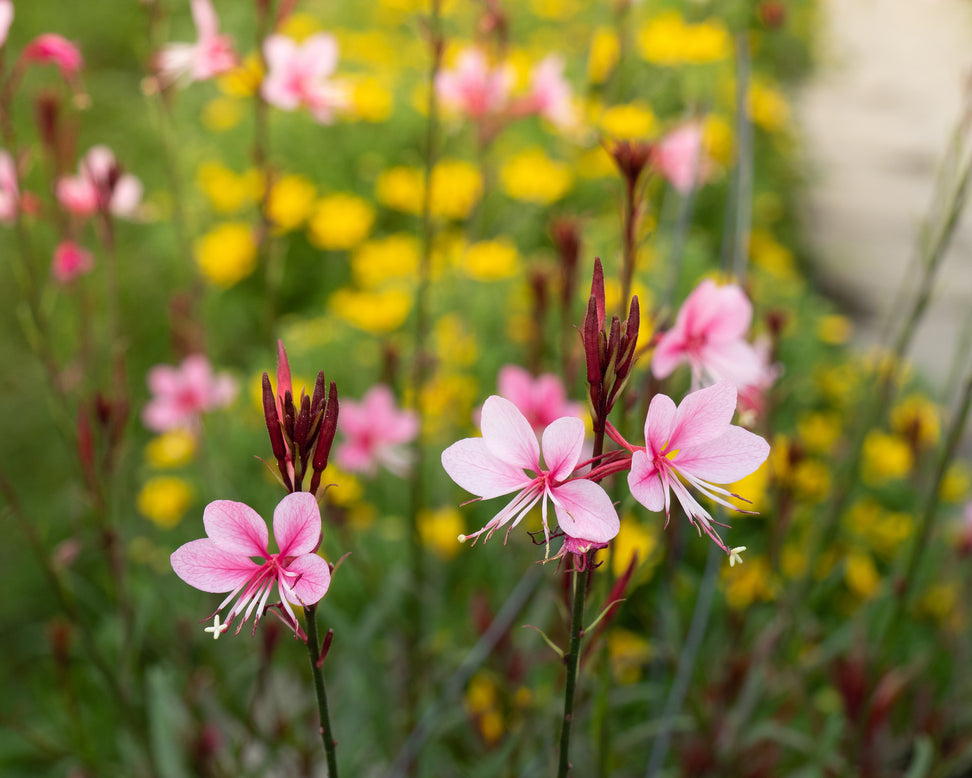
749,229,796,279
352,233,421,288
416,373,478,436
792,459,831,503
817,314,853,345
201,97,244,132
376,166,423,214
815,363,860,406
781,544,807,579
862,431,913,485
588,28,620,85
599,102,656,140
749,80,789,132
920,583,959,628
197,163,264,213
137,477,193,529
638,12,731,66
500,149,572,204
940,462,971,502
574,145,616,179
320,464,364,508
891,395,941,450
218,53,264,98
145,430,197,469
329,288,411,334
723,555,778,609
375,161,482,219
432,313,479,367
418,506,464,559
307,193,375,250
279,12,321,42
530,0,580,19
798,412,842,455
266,175,316,232
848,500,912,559
462,238,520,281
348,77,394,122
464,673,504,746
611,518,659,578
607,629,652,684
703,115,734,165
194,222,258,287
844,551,880,599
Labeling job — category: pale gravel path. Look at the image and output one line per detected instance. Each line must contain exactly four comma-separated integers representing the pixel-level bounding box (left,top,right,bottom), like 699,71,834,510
798,0,972,387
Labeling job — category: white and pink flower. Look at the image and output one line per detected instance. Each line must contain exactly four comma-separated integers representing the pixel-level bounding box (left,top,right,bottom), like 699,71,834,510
51,240,94,284
155,0,237,88
261,33,348,124
336,385,418,477
0,149,19,224
56,145,142,219
435,47,514,120
142,354,238,432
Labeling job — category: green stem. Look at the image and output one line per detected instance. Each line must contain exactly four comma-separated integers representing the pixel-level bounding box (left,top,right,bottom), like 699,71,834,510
557,566,592,777
304,604,339,778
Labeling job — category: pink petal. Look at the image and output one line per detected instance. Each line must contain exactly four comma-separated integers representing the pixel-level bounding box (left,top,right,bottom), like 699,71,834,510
110,174,142,217
673,425,770,483
540,416,585,481
300,33,338,78
644,392,677,456
203,500,269,558
441,438,531,499
481,395,540,469
497,364,532,410
146,364,181,396
190,0,219,40
273,492,322,557
282,553,331,605
551,479,620,544
667,381,736,450
628,450,666,511
650,329,688,379
697,338,764,388
170,538,260,593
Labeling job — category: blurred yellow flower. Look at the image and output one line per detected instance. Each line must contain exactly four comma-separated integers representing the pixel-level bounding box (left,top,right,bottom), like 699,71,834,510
588,28,620,85
611,518,659,578
574,145,616,179
279,12,321,42
376,166,423,213
464,673,504,746
197,163,264,213
462,238,520,281
418,506,464,559
940,462,971,502
815,363,860,406
320,464,364,508
607,629,652,685
266,175,316,232
376,161,483,219
202,97,244,132
703,114,734,165
501,148,573,204
432,313,479,367
920,583,959,628
600,102,656,140
307,193,375,250
724,555,778,609
417,373,478,436
194,222,258,287
792,459,831,503
145,430,197,469
329,288,411,334
638,12,731,65
817,314,853,345
798,412,842,455
530,0,580,19
348,77,394,122
844,551,880,599
862,431,913,485
352,233,421,288
218,53,264,98
891,394,941,450
137,477,193,529
749,81,790,132
781,544,807,579
749,229,796,279
849,500,913,559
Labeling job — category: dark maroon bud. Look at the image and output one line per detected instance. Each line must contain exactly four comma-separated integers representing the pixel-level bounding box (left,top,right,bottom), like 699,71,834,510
262,373,287,461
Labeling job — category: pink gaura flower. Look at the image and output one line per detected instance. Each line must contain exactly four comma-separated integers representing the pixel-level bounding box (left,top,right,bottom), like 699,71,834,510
336,385,418,477
626,381,769,554
155,0,237,87
51,240,94,284
522,55,576,129
435,47,513,119
0,149,18,224
736,335,780,424
0,1,13,49
652,278,764,389
441,395,619,553
56,145,143,219
650,123,712,195
170,492,332,639
261,33,348,124
142,354,238,432
494,364,584,433
23,33,83,77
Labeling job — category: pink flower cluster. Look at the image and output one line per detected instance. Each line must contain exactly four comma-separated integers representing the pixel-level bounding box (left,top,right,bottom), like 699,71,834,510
261,34,348,124
336,385,418,477
155,0,237,88
142,354,238,433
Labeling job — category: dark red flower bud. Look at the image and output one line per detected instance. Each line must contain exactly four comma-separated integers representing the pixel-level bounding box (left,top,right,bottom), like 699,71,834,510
262,373,287,462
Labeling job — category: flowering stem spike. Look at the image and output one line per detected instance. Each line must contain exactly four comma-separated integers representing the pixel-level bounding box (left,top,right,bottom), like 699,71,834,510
316,627,334,668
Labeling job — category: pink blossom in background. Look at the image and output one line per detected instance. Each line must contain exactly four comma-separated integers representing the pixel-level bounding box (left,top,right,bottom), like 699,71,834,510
336,385,418,477
0,1,13,49
170,492,331,639
435,47,513,119
736,335,781,424
650,123,712,194
23,34,84,77
441,395,619,552
494,364,584,433
51,241,94,284
261,33,348,124
155,0,237,87
626,381,769,554
142,354,238,432
652,278,763,389
522,55,576,128
56,145,142,219
0,150,18,224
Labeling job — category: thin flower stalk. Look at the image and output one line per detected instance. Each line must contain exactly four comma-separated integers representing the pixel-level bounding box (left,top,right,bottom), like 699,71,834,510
305,603,340,777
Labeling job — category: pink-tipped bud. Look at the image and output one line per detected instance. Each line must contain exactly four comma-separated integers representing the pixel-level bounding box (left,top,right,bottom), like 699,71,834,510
275,339,292,407
591,257,606,331
24,34,84,77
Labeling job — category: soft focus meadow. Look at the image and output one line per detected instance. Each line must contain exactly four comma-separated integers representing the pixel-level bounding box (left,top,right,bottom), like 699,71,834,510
3,0,972,776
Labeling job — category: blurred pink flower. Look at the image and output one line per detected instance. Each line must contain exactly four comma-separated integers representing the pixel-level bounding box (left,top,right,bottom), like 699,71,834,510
0,149,18,224
736,335,780,424
336,385,418,476
56,145,142,219
0,1,13,48
170,492,331,639
435,47,513,119
522,55,576,128
51,240,94,284
142,354,238,432
652,278,763,389
627,381,769,554
650,123,712,194
155,0,237,87
441,395,619,552
495,364,583,433
261,33,348,124
23,33,83,76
